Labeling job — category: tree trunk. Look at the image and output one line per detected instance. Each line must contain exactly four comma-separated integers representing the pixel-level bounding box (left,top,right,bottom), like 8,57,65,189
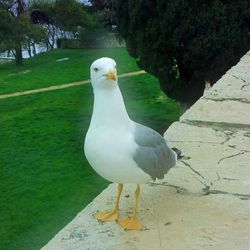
15,45,23,66
17,0,24,15
26,43,32,58
15,0,24,66
32,43,36,56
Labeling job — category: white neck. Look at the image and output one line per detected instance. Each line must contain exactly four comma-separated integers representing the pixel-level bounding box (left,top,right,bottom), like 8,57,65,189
90,85,131,128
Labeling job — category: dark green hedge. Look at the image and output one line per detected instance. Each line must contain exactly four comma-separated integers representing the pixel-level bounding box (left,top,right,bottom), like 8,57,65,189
113,0,250,102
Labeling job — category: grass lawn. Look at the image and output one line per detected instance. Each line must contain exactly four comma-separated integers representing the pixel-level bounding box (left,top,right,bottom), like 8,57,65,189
0,48,140,95
0,48,180,250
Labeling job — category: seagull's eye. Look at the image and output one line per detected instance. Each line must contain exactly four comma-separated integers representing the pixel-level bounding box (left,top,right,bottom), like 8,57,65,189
93,67,99,72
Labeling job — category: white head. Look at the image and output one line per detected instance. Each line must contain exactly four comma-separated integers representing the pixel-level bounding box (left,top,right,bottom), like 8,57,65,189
90,57,117,89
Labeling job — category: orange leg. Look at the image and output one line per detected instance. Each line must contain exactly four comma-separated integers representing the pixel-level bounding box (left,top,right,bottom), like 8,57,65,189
119,185,142,230
95,183,123,222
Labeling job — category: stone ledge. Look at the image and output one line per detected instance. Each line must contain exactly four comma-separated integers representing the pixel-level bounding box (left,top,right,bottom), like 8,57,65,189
42,184,250,250
42,51,250,250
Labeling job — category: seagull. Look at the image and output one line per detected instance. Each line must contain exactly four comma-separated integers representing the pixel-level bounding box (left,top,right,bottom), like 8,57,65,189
84,57,177,230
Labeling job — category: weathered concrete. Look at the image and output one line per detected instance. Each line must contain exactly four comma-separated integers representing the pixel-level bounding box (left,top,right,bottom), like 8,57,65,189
42,51,250,250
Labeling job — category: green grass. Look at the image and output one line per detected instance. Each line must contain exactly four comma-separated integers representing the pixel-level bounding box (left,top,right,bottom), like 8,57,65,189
0,49,180,250
0,48,140,95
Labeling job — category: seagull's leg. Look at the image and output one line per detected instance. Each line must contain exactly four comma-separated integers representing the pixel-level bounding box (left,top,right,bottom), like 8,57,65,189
95,183,123,222
118,184,142,230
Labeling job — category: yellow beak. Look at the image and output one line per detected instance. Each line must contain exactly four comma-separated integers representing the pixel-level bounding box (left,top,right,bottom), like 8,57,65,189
105,69,116,81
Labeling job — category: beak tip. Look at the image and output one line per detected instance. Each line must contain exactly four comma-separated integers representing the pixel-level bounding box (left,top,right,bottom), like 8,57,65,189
106,70,117,81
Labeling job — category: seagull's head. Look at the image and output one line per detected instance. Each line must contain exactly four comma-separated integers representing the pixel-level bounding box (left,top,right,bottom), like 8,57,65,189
90,57,117,89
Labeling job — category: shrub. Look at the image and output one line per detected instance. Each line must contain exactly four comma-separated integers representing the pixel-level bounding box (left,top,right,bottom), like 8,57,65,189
113,0,250,103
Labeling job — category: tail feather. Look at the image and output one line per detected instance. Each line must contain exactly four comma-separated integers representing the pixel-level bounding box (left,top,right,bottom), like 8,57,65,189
171,147,182,160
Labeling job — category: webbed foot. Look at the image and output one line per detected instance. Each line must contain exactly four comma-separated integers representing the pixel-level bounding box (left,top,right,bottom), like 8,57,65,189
118,216,142,230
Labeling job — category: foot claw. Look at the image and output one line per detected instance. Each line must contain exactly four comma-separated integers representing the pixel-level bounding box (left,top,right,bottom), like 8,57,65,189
95,210,119,222
118,217,142,230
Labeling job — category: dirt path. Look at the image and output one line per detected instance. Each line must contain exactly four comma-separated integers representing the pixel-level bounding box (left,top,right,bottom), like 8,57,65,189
0,70,146,100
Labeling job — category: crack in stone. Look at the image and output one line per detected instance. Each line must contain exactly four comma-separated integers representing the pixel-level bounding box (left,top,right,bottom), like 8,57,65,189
221,130,236,145
181,119,250,131
180,160,205,179
230,74,250,90
222,177,239,181
203,97,250,104
177,161,214,195
217,150,249,164
194,176,211,190
148,182,250,200
221,136,231,144
241,83,250,90
208,190,250,200
231,74,248,83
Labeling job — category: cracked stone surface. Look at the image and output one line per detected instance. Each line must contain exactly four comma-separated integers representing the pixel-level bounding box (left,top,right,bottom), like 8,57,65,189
42,51,250,250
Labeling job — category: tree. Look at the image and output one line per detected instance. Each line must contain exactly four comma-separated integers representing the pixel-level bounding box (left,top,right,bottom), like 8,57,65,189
30,1,57,50
113,0,250,103
54,0,90,35
0,0,45,65
30,0,93,48
87,0,113,28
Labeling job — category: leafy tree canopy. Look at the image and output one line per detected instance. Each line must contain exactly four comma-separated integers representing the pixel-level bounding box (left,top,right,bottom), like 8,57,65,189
30,0,92,33
0,0,45,65
54,0,91,32
113,0,250,103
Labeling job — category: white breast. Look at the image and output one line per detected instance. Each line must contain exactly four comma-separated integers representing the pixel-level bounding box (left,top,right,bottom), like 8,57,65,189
84,124,151,184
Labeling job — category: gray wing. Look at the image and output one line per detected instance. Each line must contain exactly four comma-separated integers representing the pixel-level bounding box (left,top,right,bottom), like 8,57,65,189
133,123,177,181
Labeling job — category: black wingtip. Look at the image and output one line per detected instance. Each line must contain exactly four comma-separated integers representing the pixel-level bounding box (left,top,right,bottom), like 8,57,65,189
171,147,182,160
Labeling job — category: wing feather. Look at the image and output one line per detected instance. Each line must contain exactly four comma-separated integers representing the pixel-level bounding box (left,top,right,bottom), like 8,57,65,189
133,123,177,181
